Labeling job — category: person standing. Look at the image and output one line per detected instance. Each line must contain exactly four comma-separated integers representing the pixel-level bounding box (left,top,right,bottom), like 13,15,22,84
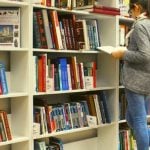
112,0,150,149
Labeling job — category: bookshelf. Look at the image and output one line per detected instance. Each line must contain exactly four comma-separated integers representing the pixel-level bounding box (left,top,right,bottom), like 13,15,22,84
0,0,134,150
31,2,118,149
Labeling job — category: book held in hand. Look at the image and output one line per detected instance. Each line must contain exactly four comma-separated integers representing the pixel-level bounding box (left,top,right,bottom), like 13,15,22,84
96,46,127,54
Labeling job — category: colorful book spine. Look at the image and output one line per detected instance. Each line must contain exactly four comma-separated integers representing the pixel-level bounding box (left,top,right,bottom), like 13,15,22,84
58,58,69,90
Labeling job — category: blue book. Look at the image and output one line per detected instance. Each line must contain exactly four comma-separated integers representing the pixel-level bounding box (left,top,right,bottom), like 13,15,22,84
80,101,90,126
58,58,69,90
0,63,8,94
99,91,111,123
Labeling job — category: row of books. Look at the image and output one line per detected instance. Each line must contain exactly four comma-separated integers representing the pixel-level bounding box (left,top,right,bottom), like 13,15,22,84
119,129,137,150
34,137,64,150
32,0,94,9
33,9,100,50
0,111,12,142
33,54,96,92
33,0,72,9
33,91,111,135
0,63,8,95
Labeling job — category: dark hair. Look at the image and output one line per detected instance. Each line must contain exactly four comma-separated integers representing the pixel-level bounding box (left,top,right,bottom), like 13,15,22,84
130,0,150,16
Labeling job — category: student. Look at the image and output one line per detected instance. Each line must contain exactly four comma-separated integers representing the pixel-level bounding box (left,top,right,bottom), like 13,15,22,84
112,0,150,149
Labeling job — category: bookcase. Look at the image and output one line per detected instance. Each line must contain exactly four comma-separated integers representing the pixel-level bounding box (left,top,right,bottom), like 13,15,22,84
0,1,31,150
0,0,133,150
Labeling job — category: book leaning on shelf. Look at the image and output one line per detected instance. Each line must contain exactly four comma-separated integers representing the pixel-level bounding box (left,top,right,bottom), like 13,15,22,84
0,111,12,142
0,7,20,48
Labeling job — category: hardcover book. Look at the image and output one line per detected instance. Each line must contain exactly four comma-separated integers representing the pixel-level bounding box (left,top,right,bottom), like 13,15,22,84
0,8,20,48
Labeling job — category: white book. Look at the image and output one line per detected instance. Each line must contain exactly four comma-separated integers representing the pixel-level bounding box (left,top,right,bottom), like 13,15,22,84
97,46,127,54
0,8,20,48
67,64,72,90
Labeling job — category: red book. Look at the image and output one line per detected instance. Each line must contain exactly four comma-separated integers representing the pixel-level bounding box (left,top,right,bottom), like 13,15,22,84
92,8,120,16
92,61,96,88
46,0,51,6
0,111,12,140
94,5,120,12
48,10,63,50
41,54,47,92
38,57,43,92
78,62,85,89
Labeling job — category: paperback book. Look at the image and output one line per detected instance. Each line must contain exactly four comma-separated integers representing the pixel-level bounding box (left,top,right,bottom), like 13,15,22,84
0,7,20,48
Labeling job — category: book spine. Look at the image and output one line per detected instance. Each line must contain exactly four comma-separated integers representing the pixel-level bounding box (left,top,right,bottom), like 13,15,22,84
92,8,120,15
0,113,7,141
35,10,48,49
42,9,53,49
0,63,8,94
94,5,120,12
50,11,63,50
1,111,12,140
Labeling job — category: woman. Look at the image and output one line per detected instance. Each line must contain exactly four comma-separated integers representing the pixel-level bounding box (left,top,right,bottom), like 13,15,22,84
112,0,150,149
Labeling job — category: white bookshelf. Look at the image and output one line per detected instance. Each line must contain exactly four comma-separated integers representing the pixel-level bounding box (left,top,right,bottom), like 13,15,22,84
31,1,119,149
0,0,31,150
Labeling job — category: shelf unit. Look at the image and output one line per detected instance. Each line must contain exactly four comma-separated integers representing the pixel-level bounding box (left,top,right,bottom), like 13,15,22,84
0,0,134,150
0,0,30,150
31,1,119,149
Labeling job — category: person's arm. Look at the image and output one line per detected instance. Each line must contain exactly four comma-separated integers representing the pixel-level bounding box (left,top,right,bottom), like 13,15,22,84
123,24,150,64
112,23,150,63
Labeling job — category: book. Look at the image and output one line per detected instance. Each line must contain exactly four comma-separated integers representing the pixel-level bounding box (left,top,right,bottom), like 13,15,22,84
0,63,8,94
42,9,53,49
34,9,48,49
0,7,20,48
99,91,111,123
48,10,63,50
75,19,90,50
58,57,69,90
91,8,120,16
96,46,127,54
0,111,12,140
93,4,120,12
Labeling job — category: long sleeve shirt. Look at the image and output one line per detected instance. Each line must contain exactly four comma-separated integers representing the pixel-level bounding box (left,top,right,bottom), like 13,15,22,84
122,18,150,95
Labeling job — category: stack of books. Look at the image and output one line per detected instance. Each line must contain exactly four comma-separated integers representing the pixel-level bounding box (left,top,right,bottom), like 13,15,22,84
90,4,120,16
75,3,120,16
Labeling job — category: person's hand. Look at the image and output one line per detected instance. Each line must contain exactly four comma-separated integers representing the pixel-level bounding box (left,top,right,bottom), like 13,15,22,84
111,49,126,59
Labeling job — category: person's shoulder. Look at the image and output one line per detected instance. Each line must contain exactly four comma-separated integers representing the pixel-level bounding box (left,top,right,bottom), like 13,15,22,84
134,18,150,30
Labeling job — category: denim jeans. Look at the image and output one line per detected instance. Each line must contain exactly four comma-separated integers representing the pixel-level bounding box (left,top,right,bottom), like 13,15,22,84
125,89,150,150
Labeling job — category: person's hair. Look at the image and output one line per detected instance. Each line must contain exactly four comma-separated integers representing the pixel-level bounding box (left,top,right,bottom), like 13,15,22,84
130,0,150,17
